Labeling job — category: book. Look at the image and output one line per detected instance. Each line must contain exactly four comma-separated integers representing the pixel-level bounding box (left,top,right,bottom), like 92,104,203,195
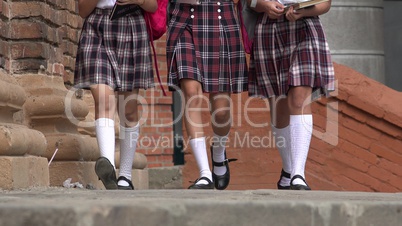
280,0,329,11
109,3,138,20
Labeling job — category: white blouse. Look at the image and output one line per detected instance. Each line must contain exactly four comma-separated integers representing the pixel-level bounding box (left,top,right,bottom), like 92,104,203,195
97,0,116,9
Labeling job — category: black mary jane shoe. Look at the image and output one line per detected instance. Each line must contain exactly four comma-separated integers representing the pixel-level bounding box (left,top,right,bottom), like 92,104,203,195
290,175,311,190
277,169,291,190
211,146,238,190
117,176,134,190
188,177,214,189
95,157,118,190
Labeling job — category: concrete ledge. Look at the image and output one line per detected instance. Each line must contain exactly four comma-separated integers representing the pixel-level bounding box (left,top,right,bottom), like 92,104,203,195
1,189,402,226
148,166,182,189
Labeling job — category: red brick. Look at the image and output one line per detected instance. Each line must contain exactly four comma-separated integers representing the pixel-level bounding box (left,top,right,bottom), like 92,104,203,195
331,175,372,192
308,148,329,166
387,173,402,189
374,182,399,193
330,149,370,172
11,59,46,73
9,1,42,18
139,126,156,134
145,155,158,163
341,141,378,165
7,20,43,39
366,118,402,138
375,134,402,154
377,158,402,177
384,111,402,129
163,148,174,155
334,89,350,102
370,143,402,165
367,165,395,184
145,148,164,155
163,162,174,167
158,155,173,162
348,95,384,118
338,126,372,150
10,42,46,59
157,112,172,118
41,4,63,26
157,127,172,133
52,0,70,10
339,102,368,123
313,113,328,132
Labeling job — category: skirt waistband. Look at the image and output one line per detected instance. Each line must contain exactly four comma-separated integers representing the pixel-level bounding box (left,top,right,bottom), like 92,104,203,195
94,6,141,15
94,7,113,15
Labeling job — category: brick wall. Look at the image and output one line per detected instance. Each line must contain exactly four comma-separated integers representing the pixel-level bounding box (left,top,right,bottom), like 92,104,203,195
0,0,79,78
0,0,174,168
182,63,402,192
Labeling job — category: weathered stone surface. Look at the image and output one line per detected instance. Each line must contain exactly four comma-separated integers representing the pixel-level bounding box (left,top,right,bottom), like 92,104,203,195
0,156,49,189
1,189,402,226
0,123,47,156
148,166,182,189
0,79,25,122
44,133,98,161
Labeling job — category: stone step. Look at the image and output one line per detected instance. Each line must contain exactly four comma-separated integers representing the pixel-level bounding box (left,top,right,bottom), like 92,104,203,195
1,188,401,226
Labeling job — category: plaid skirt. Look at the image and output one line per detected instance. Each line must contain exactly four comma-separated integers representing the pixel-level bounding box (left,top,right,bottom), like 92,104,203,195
74,7,154,91
248,15,335,98
166,1,248,93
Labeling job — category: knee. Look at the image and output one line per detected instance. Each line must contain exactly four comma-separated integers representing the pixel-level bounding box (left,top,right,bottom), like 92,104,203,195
287,88,311,110
95,100,115,115
288,95,305,110
183,89,204,108
124,110,138,123
212,108,231,123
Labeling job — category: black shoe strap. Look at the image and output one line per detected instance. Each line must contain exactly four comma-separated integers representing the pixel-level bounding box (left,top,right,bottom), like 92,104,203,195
117,176,134,189
212,158,238,167
280,169,291,179
189,176,213,184
291,175,308,185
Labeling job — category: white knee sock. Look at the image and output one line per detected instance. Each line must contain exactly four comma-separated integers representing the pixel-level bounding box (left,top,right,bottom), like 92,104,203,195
118,123,140,187
95,118,116,168
212,132,229,176
189,137,212,185
289,114,313,186
271,124,291,186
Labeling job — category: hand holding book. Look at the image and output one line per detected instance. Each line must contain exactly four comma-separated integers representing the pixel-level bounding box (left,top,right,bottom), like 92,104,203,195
109,0,145,20
279,0,329,11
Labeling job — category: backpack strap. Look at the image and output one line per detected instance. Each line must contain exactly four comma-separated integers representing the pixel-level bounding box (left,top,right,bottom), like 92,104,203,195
237,1,252,54
144,13,167,96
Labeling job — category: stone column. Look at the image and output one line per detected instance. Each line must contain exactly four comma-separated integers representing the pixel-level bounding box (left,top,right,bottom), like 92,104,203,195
321,0,385,82
15,74,110,188
0,71,49,190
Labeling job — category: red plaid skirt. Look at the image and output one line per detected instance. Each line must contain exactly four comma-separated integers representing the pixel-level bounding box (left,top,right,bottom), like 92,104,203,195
166,1,248,93
248,15,335,98
74,7,154,91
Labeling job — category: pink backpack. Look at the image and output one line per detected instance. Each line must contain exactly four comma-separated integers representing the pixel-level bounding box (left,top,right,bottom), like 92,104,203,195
144,0,168,96
143,0,168,41
238,0,259,54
